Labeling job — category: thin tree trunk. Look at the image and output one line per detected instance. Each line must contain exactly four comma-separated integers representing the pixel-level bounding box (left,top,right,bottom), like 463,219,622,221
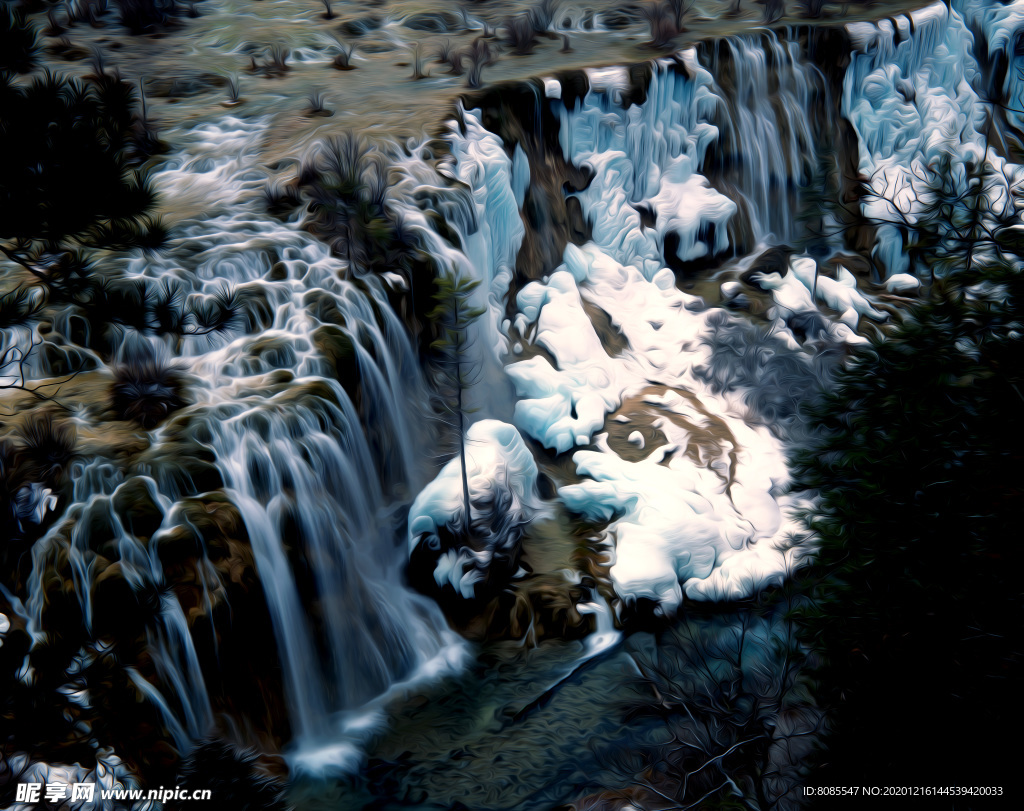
455,332,471,533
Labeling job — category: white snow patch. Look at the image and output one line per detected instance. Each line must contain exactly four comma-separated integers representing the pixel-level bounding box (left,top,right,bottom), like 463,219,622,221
408,421,545,597
507,242,814,607
885,273,921,293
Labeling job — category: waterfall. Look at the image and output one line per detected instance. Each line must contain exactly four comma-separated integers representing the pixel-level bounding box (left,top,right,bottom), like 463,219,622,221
414,37,842,611
700,32,828,244
22,115,461,767
391,108,526,423
549,33,830,269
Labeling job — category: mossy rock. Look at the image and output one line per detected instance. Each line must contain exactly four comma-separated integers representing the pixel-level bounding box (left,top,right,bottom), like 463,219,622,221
112,477,165,541
312,324,360,401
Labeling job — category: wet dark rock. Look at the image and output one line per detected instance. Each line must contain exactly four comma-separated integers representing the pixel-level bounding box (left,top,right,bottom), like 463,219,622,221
91,561,150,639
740,245,795,287
558,69,591,110
724,292,753,310
76,500,119,556
112,477,164,541
135,415,224,496
467,80,595,304
312,324,360,402
147,71,225,99
404,11,461,33
664,226,729,281
621,62,653,109
634,202,657,229
338,14,382,37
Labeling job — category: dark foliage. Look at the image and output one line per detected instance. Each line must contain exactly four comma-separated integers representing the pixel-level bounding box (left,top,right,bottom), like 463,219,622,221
0,69,163,268
29,250,96,302
597,597,820,810
529,0,558,32
263,181,303,218
249,43,290,78
74,275,266,355
501,1,558,56
793,160,1024,786
12,413,77,482
109,351,188,428
331,38,355,70
465,37,493,89
504,14,537,55
796,0,825,17
0,414,76,579
428,270,483,526
435,39,464,75
0,5,39,74
434,37,456,65
757,0,786,24
641,4,677,49
305,89,331,115
64,0,108,27
409,41,427,80
0,285,44,330
224,72,241,103
113,0,197,35
169,739,290,811
642,0,692,48
297,133,419,277
267,42,289,73
883,154,1024,282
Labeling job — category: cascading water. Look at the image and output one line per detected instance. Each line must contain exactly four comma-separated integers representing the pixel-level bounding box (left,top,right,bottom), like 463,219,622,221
21,114,461,768
700,31,827,244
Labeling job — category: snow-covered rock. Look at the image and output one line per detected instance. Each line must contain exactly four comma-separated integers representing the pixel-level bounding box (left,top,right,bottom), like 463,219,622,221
407,421,544,599
885,273,921,293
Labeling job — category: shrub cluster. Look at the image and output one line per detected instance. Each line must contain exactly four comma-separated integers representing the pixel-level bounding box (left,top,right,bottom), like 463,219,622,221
296,133,420,278
0,67,164,274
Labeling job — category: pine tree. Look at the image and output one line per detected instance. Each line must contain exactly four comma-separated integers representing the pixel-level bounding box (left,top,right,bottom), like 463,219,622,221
427,270,484,533
792,152,1024,786
0,57,164,284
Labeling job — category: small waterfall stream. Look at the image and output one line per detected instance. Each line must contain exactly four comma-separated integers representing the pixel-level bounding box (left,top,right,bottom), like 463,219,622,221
701,31,827,244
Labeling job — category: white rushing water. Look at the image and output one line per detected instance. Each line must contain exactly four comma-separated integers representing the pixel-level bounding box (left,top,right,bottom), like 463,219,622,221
20,114,464,776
